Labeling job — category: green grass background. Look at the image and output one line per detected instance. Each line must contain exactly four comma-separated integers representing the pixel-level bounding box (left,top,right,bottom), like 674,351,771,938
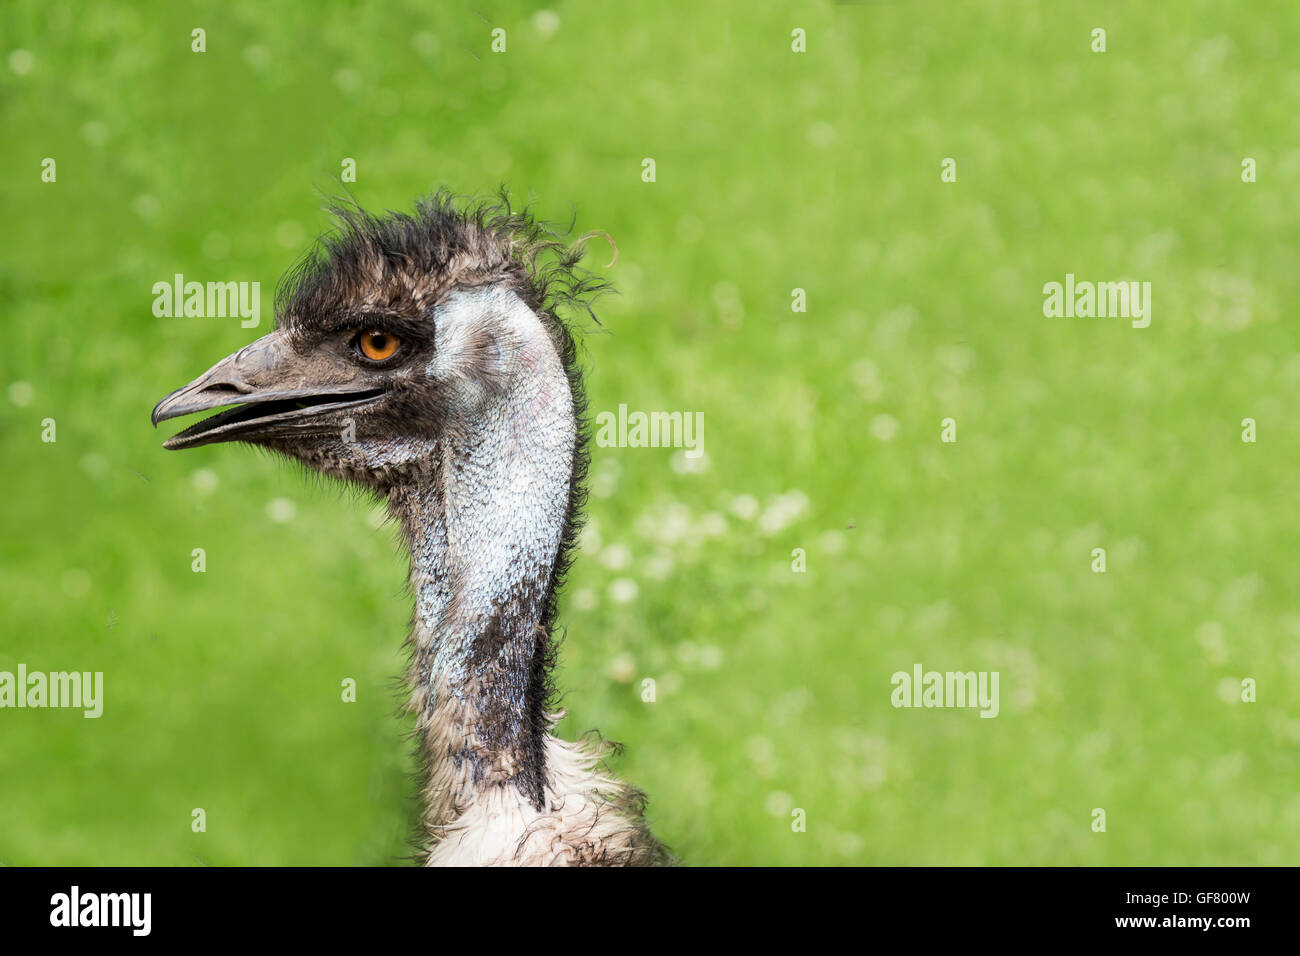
2,0,1297,865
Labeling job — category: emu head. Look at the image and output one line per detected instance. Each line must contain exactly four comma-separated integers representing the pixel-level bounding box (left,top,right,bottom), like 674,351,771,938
152,193,597,491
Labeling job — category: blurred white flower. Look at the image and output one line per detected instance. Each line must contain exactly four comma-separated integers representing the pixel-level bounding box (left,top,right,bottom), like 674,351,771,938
266,498,296,523
637,502,692,545
7,381,33,406
81,453,108,478
607,652,636,684
643,550,674,580
819,529,846,554
532,10,560,35
764,790,795,816
698,511,727,537
758,490,809,535
870,413,899,441
243,45,270,70
608,578,639,604
8,50,34,75
192,468,219,495
600,543,632,571
579,519,603,554
671,449,709,474
698,645,724,670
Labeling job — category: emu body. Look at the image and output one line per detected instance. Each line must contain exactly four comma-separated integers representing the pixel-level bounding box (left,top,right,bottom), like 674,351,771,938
153,193,669,866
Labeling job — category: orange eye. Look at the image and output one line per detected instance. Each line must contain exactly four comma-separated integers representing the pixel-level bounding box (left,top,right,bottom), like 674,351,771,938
358,330,399,362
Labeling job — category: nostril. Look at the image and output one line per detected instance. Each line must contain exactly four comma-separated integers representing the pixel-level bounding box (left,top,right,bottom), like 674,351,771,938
203,382,251,396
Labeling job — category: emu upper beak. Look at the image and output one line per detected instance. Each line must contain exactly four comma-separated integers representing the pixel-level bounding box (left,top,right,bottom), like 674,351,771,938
151,330,385,450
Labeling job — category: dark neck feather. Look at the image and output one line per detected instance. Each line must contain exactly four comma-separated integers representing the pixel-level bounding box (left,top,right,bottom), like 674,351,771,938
393,470,562,808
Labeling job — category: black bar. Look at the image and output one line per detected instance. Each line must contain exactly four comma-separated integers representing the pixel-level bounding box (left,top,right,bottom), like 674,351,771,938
0,866,1279,942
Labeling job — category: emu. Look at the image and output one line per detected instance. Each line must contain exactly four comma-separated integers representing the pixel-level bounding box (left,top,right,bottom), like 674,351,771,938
152,192,671,866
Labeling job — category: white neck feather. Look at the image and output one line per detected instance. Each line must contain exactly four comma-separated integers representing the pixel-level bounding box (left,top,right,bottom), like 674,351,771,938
385,285,666,865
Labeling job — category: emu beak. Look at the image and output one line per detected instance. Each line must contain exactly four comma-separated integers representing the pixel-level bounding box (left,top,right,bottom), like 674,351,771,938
151,330,385,450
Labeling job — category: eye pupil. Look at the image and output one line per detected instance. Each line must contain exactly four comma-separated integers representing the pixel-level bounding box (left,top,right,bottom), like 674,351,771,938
359,330,399,361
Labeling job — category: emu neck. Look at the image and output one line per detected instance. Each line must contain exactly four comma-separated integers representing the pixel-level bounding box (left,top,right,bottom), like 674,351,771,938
390,290,576,818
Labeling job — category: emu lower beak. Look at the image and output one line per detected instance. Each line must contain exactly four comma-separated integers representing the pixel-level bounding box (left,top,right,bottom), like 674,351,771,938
151,330,384,450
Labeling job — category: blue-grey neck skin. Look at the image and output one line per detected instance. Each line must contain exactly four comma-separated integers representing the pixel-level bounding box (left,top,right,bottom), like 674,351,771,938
385,285,577,807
